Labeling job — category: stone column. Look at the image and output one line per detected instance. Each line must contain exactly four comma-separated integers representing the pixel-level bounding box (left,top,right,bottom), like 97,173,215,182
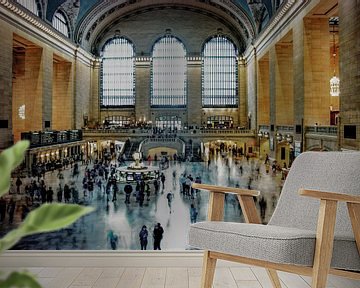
74,57,90,129
257,55,270,127
293,19,305,148
303,17,330,126
52,58,72,130
339,0,360,150
246,48,257,130
187,60,202,127
0,21,13,148
24,47,43,134
135,61,150,122
238,58,247,127
275,42,294,126
90,60,100,125
42,48,53,130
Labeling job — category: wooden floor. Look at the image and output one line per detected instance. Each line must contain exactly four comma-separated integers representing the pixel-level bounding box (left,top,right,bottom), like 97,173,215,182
2,266,359,288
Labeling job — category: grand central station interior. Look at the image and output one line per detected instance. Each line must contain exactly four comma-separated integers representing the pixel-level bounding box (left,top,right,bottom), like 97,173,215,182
0,0,359,287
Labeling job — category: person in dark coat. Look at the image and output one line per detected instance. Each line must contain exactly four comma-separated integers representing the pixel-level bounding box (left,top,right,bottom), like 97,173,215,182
153,223,164,250
0,197,7,222
46,187,54,203
124,182,132,204
16,177,22,194
7,198,16,224
139,225,148,250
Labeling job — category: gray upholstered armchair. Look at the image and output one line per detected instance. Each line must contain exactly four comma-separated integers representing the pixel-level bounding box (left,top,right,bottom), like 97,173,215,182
188,152,360,288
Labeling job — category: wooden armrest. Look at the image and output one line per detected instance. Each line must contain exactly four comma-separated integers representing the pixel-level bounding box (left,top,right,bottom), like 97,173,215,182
299,189,360,204
192,183,260,197
193,183,261,222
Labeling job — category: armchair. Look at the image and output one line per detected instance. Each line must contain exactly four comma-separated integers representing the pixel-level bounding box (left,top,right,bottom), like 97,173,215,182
188,152,360,288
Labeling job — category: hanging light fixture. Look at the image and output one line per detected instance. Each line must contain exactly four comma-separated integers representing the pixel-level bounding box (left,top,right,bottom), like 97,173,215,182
330,21,340,97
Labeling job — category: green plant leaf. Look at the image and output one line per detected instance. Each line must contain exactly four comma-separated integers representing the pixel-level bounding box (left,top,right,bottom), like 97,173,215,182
0,140,29,197
20,203,94,234
0,204,94,251
0,271,41,288
0,228,23,252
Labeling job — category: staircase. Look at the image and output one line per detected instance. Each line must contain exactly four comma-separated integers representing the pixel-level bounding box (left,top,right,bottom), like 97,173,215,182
184,141,202,162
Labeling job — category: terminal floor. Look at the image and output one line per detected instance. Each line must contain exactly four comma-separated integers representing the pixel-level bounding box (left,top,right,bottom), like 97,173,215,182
3,156,283,250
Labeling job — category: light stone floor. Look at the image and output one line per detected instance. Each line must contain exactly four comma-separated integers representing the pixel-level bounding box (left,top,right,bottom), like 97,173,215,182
1,265,359,288
3,154,282,250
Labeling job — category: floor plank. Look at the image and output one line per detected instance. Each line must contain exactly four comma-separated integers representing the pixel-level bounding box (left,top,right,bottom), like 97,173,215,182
230,267,257,281
116,267,146,288
278,271,310,288
165,268,189,288
141,267,167,288
71,267,103,286
100,267,125,278
92,277,121,288
213,267,237,288
251,267,288,288
46,267,84,288
188,268,201,288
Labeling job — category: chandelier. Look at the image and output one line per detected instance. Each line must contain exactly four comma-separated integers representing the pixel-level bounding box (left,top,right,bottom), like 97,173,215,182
330,22,339,97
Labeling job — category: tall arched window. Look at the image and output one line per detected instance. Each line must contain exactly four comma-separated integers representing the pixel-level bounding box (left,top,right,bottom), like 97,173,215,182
16,0,41,17
202,36,238,107
52,11,70,37
101,37,135,107
151,36,187,107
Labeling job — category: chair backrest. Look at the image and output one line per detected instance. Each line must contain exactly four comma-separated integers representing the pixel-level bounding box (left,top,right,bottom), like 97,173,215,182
269,151,360,238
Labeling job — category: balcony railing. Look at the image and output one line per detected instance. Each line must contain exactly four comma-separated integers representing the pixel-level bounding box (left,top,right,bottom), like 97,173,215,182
305,126,337,135
83,128,255,137
276,125,294,132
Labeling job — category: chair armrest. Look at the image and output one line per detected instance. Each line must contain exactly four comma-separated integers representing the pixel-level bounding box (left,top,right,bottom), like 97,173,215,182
192,183,261,224
299,189,360,204
192,183,260,197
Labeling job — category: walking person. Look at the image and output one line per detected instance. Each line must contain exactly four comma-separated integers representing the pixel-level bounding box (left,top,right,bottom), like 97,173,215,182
46,187,54,203
153,223,164,250
7,198,16,224
15,177,23,194
190,204,198,224
160,173,166,191
166,192,173,214
124,182,132,204
107,230,118,250
56,184,63,203
139,225,148,250
0,197,7,223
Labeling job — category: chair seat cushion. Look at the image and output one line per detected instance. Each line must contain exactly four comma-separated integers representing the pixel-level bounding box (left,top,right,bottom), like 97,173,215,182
188,222,360,272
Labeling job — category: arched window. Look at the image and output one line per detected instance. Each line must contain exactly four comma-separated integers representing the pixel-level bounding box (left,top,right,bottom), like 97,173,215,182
52,11,70,37
16,0,41,17
202,36,238,107
151,36,187,107
101,37,135,107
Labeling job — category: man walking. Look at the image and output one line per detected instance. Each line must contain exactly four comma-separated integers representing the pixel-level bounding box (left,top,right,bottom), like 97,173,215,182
153,223,164,250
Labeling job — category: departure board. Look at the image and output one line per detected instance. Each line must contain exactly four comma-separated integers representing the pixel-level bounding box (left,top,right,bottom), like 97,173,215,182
21,130,82,147
57,131,68,143
41,132,56,145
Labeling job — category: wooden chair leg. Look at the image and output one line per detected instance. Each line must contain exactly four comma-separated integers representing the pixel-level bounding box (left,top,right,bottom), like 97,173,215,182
312,200,337,288
266,269,282,288
201,251,217,288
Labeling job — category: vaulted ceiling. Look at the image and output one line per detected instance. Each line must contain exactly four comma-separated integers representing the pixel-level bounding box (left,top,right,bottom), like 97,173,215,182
46,0,279,53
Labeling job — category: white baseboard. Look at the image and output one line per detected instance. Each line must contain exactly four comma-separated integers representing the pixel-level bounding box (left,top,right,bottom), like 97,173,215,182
0,250,247,268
